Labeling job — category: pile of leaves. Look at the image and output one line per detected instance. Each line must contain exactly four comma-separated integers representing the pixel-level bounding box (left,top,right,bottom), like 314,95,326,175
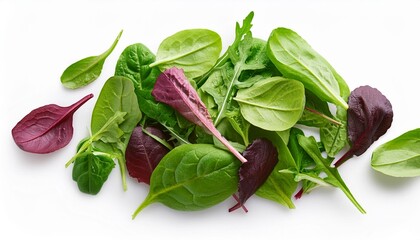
13,12,405,219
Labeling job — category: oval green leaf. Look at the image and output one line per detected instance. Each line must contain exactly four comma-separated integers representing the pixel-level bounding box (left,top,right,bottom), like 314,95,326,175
267,28,348,109
72,152,115,195
234,76,305,131
61,30,123,89
132,144,240,218
371,129,420,177
150,29,222,79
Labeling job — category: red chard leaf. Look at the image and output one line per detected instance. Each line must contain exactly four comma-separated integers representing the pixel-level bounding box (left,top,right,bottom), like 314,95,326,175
152,67,247,163
229,138,278,212
125,126,170,184
334,86,393,167
12,94,93,154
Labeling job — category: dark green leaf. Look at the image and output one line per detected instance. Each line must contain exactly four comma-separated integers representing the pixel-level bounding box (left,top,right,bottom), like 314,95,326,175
72,152,115,195
132,144,240,218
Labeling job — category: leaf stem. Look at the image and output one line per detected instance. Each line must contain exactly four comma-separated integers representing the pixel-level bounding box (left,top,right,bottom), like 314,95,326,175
304,107,342,126
132,194,154,219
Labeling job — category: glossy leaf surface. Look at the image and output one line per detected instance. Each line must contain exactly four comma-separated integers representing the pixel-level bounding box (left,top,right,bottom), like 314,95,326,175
235,76,305,131
132,144,240,218
12,94,93,153
72,152,115,195
229,138,278,212
335,86,393,167
125,126,170,184
152,67,247,163
61,30,122,89
371,129,420,177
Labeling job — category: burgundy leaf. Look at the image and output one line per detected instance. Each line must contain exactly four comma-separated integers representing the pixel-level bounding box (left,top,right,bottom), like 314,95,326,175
151,67,247,163
125,126,170,184
229,138,278,212
12,94,93,154
334,86,393,167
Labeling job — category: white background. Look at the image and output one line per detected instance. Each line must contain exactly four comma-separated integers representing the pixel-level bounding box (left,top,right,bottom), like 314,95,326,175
1,0,420,239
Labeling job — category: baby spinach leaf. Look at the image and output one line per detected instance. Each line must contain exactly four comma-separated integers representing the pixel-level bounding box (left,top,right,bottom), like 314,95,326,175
125,126,170,184
250,127,297,209
115,43,160,90
72,152,115,195
267,28,348,109
229,138,278,212
132,144,240,218
152,67,248,163
371,129,420,177
234,76,305,131
12,94,93,154
115,43,192,145
150,29,222,79
335,86,393,167
297,135,366,213
61,30,123,89
67,76,141,192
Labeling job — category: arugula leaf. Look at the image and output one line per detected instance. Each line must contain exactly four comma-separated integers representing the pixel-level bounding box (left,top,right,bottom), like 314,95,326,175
297,135,366,213
320,106,348,157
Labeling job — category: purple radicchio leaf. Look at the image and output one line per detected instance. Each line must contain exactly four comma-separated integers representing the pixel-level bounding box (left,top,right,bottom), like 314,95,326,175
229,138,278,212
12,94,93,154
334,85,393,167
151,67,248,163
125,125,170,184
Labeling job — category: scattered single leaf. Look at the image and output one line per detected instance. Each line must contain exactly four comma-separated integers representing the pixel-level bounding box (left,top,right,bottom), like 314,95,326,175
12,94,93,154
371,129,420,177
61,30,123,89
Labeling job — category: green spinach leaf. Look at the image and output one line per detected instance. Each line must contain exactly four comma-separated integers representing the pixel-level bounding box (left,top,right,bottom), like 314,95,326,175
235,76,305,131
61,30,123,89
267,28,348,109
72,152,115,195
132,144,240,218
371,129,420,177
67,76,141,191
150,29,222,79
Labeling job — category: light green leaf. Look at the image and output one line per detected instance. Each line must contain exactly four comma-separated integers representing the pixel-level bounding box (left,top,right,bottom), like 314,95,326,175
235,77,305,131
267,27,348,109
61,30,123,89
150,29,222,79
371,129,420,177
